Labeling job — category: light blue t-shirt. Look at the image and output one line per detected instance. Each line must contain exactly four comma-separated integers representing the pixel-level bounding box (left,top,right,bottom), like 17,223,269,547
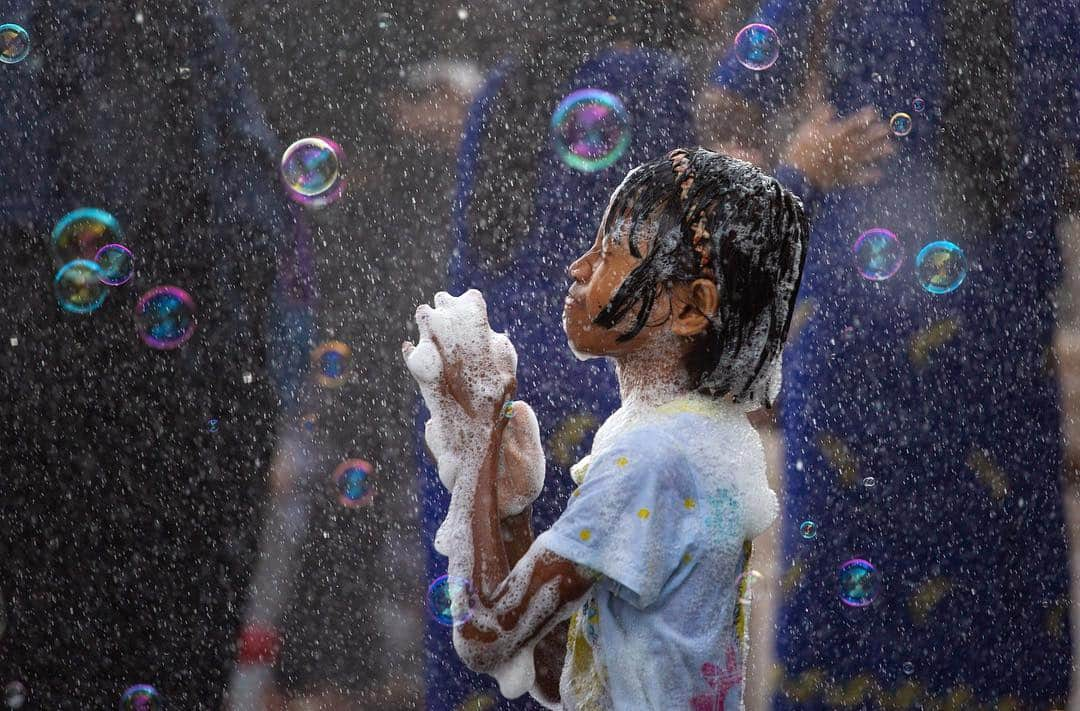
535,395,776,710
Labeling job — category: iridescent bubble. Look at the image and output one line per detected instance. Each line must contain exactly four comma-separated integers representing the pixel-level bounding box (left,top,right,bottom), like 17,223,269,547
551,89,631,173
119,684,161,710
300,413,317,433
890,112,913,137
501,400,516,419
54,260,108,314
3,681,26,709
280,137,345,207
902,661,915,675
799,520,818,540
427,574,476,627
736,569,763,604
51,208,123,264
333,459,375,507
135,286,196,350
838,559,878,607
911,97,926,113
311,340,351,388
862,476,877,488
94,244,134,286
852,228,903,281
916,241,967,295
734,24,780,71
207,418,219,434
0,24,30,65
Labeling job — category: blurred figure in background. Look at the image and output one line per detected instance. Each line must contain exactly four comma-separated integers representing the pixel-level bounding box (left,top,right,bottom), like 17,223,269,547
702,0,1079,708
0,0,304,707
227,2,484,707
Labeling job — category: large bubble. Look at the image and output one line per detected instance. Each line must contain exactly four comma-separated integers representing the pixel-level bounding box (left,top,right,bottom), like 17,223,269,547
280,136,345,207
838,558,878,607
311,340,352,388
135,286,196,349
427,575,476,627
119,684,161,710
852,228,903,281
551,89,631,173
333,459,375,507
54,260,108,314
0,24,29,65
94,244,135,286
734,24,780,71
916,240,967,294
51,208,123,264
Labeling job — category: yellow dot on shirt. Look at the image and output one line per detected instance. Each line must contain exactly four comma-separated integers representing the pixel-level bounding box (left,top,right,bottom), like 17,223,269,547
616,456,629,468
682,553,693,565
572,489,581,497
684,498,697,510
637,508,650,519
579,529,592,541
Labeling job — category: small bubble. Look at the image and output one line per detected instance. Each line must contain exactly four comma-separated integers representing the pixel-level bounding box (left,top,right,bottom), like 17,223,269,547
916,241,967,295
428,575,476,626
862,476,876,488
799,520,818,539
501,401,515,419
838,559,878,607
333,459,375,507
311,340,351,388
551,89,630,173
119,684,160,710
911,97,926,113
890,112,913,137
3,681,26,709
177,66,190,79
207,418,219,434
55,260,108,314
94,243,134,286
902,661,914,675
733,23,780,71
135,286,196,349
375,11,393,30
852,228,903,281
0,24,30,65
280,137,346,207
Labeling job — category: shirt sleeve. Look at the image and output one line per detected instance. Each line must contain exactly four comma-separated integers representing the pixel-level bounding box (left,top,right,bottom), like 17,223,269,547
535,430,705,609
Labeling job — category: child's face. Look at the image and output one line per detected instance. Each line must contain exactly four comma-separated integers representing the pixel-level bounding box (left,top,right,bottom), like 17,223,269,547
563,220,661,358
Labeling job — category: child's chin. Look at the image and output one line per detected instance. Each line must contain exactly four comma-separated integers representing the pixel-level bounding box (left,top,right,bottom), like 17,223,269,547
566,337,600,362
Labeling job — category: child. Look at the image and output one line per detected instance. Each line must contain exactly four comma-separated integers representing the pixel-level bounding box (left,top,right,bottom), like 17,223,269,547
404,147,808,710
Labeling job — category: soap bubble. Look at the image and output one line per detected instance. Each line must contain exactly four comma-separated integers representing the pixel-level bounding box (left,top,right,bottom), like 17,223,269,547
119,684,161,710
852,228,903,281
54,260,108,314
51,208,123,264
799,520,818,540
280,137,345,207
501,400,515,419
916,241,967,295
3,681,26,709
902,661,915,675
862,476,877,488
300,413,317,433
0,23,29,64
333,459,375,507
551,88,631,173
890,112,913,137
736,569,763,604
734,24,780,71
838,559,878,607
374,11,393,30
911,97,926,113
94,244,134,286
135,286,196,350
311,340,351,388
207,418,219,434
427,575,476,627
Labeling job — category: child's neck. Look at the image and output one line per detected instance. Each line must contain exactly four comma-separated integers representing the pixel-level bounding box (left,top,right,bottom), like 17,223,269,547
614,342,693,410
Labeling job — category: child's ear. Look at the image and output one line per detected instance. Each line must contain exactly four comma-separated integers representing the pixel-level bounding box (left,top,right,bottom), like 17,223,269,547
671,279,719,338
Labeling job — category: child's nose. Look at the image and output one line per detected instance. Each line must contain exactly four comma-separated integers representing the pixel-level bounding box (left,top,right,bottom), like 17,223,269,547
568,254,592,283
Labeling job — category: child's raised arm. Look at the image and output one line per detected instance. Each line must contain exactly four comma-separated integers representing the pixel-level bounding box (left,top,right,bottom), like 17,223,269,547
404,291,593,703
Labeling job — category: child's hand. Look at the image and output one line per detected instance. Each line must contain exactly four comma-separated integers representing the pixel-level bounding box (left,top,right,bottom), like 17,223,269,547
783,104,895,190
404,291,543,507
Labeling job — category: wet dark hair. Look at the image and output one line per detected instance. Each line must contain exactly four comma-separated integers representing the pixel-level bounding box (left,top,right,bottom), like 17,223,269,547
594,148,809,407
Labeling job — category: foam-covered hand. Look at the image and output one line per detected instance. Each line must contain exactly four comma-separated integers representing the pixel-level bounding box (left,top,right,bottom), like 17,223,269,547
403,290,545,517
